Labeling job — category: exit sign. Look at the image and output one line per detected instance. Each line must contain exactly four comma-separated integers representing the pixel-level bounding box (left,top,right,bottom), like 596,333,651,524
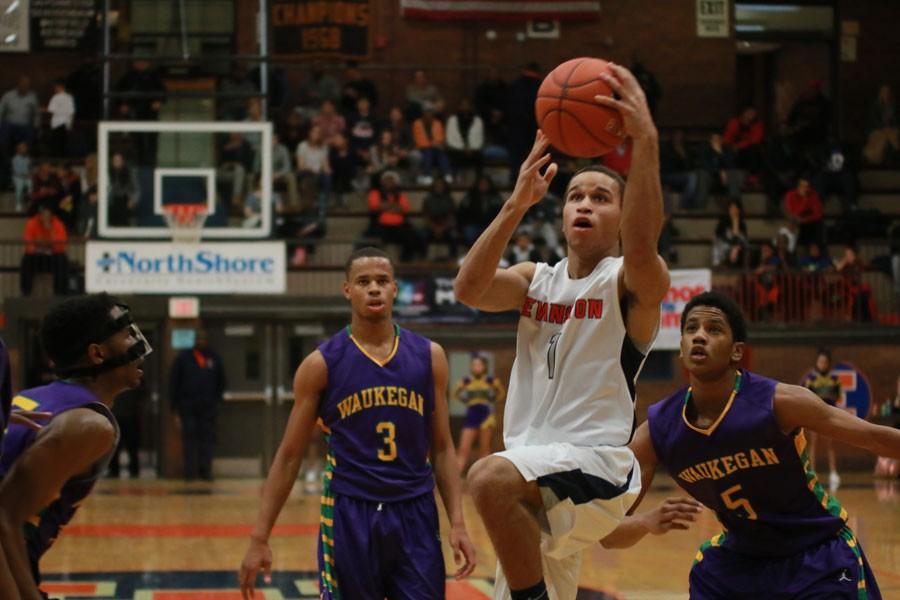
169,296,200,319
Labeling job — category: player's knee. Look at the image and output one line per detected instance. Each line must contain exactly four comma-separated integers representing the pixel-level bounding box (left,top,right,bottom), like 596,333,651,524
467,456,521,506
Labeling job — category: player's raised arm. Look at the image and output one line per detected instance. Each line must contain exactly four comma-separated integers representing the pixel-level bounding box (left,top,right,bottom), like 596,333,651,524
429,343,477,579
453,131,557,312
239,351,327,599
0,409,117,600
774,383,900,459
596,65,669,345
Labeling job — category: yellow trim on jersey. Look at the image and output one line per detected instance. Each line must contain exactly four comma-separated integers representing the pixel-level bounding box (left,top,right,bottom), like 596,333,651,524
348,330,400,368
682,387,738,437
480,414,496,430
794,429,849,522
12,395,38,411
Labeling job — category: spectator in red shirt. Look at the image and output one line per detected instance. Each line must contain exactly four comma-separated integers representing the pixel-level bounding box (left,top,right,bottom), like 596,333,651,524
783,177,825,250
366,170,423,261
724,106,783,215
601,138,633,177
20,203,68,295
724,106,765,154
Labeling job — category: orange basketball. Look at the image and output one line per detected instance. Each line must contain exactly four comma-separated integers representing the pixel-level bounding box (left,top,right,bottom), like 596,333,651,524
535,57,626,158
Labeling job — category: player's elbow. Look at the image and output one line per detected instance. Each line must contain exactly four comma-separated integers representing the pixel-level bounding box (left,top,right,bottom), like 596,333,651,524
453,277,482,308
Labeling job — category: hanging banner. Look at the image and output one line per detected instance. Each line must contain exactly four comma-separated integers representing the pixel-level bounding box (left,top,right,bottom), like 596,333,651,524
271,0,370,59
657,269,712,350
400,0,601,21
85,241,286,295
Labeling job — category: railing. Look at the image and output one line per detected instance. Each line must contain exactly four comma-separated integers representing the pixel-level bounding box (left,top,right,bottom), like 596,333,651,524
713,270,897,325
0,238,896,326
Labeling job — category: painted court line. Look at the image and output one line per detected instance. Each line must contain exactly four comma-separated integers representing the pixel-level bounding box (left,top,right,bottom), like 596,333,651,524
63,524,318,537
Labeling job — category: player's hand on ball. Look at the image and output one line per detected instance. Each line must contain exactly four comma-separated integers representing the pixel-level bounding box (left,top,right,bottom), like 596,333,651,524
450,524,477,579
239,538,273,599
644,496,703,535
510,130,558,211
595,64,658,141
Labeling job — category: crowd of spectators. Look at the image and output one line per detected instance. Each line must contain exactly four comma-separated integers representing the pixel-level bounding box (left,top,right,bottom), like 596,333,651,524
2,60,898,318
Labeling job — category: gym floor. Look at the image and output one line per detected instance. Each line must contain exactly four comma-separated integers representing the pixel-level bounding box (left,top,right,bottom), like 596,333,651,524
38,474,900,599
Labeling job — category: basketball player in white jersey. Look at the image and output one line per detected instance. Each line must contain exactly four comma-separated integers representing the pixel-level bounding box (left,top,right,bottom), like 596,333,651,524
455,63,668,600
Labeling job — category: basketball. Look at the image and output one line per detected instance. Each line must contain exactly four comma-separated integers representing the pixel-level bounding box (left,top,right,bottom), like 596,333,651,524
535,57,626,158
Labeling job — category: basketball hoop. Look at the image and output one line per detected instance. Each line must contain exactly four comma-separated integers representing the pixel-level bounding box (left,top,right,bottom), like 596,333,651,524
162,204,208,244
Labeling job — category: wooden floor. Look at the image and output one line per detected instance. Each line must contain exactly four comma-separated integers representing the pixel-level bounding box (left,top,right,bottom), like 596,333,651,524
39,474,900,599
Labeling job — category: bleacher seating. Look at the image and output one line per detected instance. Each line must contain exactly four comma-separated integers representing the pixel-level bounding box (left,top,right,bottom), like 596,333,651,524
1,166,898,321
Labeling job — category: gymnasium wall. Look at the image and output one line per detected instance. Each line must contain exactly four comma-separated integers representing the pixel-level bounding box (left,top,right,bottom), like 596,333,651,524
1,2,896,138
836,1,900,142
233,0,735,129
443,338,898,469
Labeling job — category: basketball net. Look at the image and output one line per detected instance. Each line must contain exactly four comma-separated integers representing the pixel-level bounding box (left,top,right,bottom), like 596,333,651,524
162,204,208,244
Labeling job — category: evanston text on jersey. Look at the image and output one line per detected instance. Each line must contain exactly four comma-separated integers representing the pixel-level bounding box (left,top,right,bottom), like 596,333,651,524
520,297,604,323
336,386,426,420
677,447,781,484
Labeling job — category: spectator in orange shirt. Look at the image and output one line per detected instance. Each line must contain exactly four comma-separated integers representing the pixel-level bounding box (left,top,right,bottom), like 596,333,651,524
412,106,452,185
783,177,825,250
366,170,422,261
20,203,68,295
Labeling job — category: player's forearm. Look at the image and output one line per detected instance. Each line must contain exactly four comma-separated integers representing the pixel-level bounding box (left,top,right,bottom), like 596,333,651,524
0,537,24,600
433,444,466,527
621,134,663,263
0,513,40,600
250,450,304,541
599,513,651,549
0,559,22,600
454,201,528,305
858,423,900,459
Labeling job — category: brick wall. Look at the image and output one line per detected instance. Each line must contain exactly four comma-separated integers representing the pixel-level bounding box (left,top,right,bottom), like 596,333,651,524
475,340,897,468
837,1,900,142
251,1,735,129
2,1,897,137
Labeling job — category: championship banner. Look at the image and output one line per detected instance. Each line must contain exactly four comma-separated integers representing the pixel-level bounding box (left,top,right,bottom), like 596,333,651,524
271,0,370,59
399,0,601,21
656,269,712,350
85,241,286,295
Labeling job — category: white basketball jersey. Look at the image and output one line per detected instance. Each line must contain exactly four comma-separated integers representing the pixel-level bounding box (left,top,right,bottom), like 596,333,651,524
504,256,654,449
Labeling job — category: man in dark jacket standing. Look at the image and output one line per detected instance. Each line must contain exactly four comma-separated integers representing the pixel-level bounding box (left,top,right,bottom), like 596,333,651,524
170,330,225,480
506,63,542,185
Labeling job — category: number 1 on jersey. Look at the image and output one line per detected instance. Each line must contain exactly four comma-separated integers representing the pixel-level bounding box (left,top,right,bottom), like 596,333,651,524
376,421,397,461
547,332,561,379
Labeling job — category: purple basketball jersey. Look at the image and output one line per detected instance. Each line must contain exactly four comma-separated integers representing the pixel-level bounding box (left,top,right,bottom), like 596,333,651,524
0,381,118,580
648,369,847,558
318,325,435,502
